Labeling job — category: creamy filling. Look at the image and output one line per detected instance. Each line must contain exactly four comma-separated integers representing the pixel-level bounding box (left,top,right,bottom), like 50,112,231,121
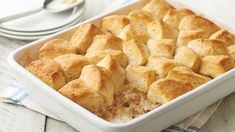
97,86,160,122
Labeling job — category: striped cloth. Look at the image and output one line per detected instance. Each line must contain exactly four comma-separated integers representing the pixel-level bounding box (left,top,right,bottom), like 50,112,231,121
0,0,223,131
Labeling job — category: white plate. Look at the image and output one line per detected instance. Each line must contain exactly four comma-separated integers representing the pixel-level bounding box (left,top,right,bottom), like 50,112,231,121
0,1,85,32
0,8,85,36
0,15,84,40
0,32,48,40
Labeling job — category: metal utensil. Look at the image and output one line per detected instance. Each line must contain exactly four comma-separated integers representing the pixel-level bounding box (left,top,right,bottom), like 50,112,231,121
0,0,84,23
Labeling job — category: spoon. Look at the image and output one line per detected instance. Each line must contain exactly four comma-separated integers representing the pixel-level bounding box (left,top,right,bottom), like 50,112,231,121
0,0,84,23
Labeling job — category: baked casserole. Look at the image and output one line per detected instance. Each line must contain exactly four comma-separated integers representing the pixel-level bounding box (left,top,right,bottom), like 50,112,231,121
26,0,235,122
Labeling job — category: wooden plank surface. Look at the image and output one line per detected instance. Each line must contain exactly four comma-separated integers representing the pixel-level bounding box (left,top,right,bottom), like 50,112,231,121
0,36,29,91
45,117,78,132
201,92,235,132
0,36,47,132
0,102,46,132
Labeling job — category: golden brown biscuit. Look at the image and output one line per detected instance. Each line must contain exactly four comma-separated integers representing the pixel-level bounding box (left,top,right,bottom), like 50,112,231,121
126,65,157,93
27,59,66,90
118,24,149,43
122,39,149,65
146,39,176,58
174,46,201,72
146,56,180,78
166,66,211,88
101,15,130,35
79,65,114,105
59,79,105,113
86,34,123,53
142,0,174,19
39,39,77,59
54,54,90,83
70,23,103,54
120,10,153,44
97,55,126,95
163,9,195,29
199,55,234,78
179,15,220,36
85,50,128,67
187,39,228,57
147,19,178,41
228,44,235,62
128,9,153,31
210,30,235,46
177,29,209,46
147,78,193,104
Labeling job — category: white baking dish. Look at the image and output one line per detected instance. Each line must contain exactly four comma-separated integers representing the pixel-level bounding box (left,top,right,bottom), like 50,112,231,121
7,0,235,131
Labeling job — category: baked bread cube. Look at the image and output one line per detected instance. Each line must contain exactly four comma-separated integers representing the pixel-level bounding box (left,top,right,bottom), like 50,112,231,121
199,55,234,78
59,79,104,113
54,54,90,82
122,39,149,65
210,30,235,46
79,65,114,105
146,39,175,58
147,78,193,104
179,15,220,36
163,9,195,29
39,39,77,59
27,59,66,90
118,24,149,43
86,34,123,53
166,66,211,88
126,65,157,93
146,56,180,78
101,15,130,35
147,19,178,41
97,55,126,95
187,39,228,57
228,44,235,62
70,23,103,54
177,29,209,46
174,46,201,72
128,10,153,31
85,50,128,67
142,0,174,19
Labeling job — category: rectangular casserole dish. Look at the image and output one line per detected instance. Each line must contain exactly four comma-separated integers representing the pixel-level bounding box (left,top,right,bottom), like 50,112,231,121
7,0,235,131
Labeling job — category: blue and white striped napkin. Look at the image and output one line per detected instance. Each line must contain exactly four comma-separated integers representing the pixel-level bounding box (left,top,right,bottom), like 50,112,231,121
0,0,223,131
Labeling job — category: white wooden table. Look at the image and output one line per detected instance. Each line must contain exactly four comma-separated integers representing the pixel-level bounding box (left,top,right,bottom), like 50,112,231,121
1,36,235,132
1,0,235,130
